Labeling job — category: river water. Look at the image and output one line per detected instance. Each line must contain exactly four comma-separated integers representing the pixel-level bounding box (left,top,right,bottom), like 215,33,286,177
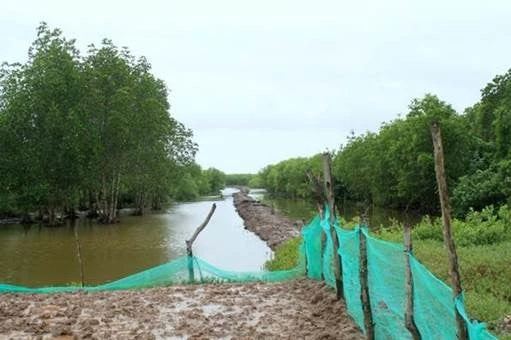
251,191,421,229
0,188,272,287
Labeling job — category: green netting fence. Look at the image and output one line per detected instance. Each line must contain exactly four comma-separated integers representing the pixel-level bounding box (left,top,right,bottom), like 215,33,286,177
0,209,498,339
302,207,496,339
0,246,306,293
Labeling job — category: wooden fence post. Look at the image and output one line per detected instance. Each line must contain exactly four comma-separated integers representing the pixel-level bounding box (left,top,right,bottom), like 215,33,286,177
404,223,421,340
430,121,468,340
185,203,217,282
323,152,344,299
73,222,85,288
306,170,326,279
359,227,375,339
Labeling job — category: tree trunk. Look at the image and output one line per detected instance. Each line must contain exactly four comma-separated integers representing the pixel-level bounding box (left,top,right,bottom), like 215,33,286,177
134,190,143,216
152,195,162,211
100,176,107,221
48,205,58,226
97,173,120,224
112,173,120,219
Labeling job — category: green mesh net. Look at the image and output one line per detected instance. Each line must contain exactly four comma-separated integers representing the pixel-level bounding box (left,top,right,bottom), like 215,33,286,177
302,209,496,340
0,244,306,293
0,209,497,339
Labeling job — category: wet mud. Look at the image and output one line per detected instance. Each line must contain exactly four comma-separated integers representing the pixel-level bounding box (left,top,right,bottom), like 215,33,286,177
0,279,362,339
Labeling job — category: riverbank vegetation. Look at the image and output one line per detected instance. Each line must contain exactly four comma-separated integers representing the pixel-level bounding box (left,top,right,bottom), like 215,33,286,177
0,24,224,224
224,174,255,187
173,164,226,201
376,214,511,338
259,70,511,337
267,208,511,337
253,70,511,217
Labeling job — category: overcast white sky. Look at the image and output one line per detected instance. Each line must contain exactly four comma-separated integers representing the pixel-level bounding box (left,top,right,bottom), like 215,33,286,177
2,1,511,173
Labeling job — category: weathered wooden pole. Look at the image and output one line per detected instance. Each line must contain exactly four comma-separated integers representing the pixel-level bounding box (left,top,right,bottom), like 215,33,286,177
359,227,375,339
322,152,344,299
404,223,421,340
305,170,325,219
306,170,326,279
73,223,85,288
430,121,468,340
185,203,217,282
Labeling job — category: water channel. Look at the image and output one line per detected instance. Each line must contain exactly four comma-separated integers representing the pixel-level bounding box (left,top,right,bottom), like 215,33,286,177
0,188,272,287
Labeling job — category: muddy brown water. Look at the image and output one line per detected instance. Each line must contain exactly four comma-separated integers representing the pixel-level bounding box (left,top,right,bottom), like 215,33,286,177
250,190,422,229
0,188,272,287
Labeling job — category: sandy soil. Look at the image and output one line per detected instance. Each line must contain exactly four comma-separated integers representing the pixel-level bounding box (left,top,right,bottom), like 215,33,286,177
233,189,302,250
0,279,363,340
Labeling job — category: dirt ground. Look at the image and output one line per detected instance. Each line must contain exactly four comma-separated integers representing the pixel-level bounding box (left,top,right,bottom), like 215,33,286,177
0,279,363,340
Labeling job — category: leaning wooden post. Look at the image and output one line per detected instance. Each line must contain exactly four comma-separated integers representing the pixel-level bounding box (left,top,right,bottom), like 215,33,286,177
404,223,421,340
430,121,468,340
185,203,217,282
73,223,85,288
359,226,375,339
323,152,344,299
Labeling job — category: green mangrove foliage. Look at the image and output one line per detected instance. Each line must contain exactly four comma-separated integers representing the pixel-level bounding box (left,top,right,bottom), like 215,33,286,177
255,154,323,199
0,23,197,223
376,205,511,247
256,84,511,216
171,164,226,201
224,173,255,187
334,94,482,212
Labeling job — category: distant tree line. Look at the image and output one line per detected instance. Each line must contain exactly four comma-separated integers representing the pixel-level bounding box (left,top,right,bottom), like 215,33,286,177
172,164,226,201
224,174,257,187
254,72,511,216
0,23,224,224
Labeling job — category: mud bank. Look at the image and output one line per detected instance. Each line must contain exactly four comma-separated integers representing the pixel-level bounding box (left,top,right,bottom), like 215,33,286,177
0,279,363,340
233,189,302,249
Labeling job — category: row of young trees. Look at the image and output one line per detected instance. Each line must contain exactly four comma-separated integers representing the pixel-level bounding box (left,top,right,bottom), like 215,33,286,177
0,24,200,224
255,70,511,216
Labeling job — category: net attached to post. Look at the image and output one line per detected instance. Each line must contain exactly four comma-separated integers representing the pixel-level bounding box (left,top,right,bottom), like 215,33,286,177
0,244,306,293
301,207,496,340
0,208,498,340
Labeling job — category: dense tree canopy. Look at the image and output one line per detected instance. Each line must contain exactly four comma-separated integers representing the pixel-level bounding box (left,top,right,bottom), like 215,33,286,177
256,88,511,216
224,174,255,187
0,23,200,223
171,163,226,201
255,154,322,199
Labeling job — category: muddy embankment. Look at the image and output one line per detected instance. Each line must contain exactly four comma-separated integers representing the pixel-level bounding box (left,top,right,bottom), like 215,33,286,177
0,279,363,340
233,188,302,250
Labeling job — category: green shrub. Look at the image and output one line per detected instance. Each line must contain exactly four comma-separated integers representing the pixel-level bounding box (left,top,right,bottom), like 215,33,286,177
412,215,444,241
265,237,302,271
384,205,511,246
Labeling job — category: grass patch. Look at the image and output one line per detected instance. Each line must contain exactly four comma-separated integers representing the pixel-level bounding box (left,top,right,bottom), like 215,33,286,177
375,232,511,338
265,237,302,271
265,227,510,338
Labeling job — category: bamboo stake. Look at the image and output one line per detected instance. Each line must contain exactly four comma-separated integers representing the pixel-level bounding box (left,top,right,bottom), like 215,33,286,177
430,121,468,340
323,152,344,299
73,223,85,288
359,228,374,339
185,203,217,281
404,223,421,340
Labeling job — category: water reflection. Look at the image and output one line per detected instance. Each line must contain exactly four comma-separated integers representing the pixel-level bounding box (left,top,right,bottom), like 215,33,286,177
0,188,271,287
261,195,422,229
